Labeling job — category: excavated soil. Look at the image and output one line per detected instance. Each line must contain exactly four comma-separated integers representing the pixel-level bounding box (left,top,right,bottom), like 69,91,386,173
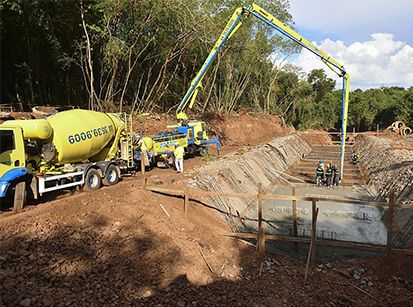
1,175,413,306
1,113,413,306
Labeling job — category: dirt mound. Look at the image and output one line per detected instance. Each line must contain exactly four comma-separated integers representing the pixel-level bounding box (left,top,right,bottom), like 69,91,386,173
131,110,294,147
204,110,294,146
300,130,334,146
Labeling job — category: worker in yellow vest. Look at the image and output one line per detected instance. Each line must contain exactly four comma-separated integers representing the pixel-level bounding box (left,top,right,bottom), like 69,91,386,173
174,144,185,173
137,137,149,167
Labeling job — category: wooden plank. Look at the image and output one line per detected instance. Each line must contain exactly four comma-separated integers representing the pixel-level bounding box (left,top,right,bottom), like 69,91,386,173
224,233,413,255
146,186,185,196
257,183,265,256
13,181,26,211
146,186,387,207
387,188,395,258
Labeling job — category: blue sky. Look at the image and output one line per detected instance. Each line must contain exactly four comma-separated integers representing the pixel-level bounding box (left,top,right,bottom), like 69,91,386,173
284,0,413,89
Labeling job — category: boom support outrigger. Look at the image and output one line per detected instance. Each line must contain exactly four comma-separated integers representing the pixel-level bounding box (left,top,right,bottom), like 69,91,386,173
176,3,350,177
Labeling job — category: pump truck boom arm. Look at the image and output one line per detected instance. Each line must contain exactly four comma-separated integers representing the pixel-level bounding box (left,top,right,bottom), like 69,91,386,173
176,3,350,177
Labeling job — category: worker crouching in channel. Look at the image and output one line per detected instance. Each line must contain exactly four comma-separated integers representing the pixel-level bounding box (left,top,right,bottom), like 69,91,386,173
174,144,185,173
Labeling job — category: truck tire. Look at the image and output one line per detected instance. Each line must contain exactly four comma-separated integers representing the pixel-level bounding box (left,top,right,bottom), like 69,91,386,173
198,146,209,156
84,169,102,191
102,165,120,186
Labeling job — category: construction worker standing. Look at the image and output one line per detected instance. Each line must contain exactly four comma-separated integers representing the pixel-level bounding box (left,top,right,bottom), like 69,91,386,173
137,136,149,167
174,144,185,173
325,163,333,188
315,163,324,186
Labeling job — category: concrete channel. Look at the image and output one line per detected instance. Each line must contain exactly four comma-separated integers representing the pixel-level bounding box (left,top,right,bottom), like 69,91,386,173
243,184,386,245
193,133,389,249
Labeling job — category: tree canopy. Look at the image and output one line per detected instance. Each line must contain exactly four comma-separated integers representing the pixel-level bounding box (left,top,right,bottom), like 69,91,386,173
1,0,412,129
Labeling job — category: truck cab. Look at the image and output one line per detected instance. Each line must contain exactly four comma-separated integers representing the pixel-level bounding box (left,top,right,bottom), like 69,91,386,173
0,127,28,209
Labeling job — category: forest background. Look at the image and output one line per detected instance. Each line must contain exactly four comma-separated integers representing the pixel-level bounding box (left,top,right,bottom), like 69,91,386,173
1,0,412,130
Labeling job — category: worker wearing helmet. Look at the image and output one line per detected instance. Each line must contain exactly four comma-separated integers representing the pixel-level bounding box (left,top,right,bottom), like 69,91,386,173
351,152,359,165
319,160,325,172
325,163,333,188
174,144,185,173
315,163,324,186
332,164,340,187
137,136,149,167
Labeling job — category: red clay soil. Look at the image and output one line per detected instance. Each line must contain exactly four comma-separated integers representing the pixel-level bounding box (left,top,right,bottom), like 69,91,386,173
1,112,412,306
301,129,334,146
204,110,295,146
131,110,295,147
1,174,412,306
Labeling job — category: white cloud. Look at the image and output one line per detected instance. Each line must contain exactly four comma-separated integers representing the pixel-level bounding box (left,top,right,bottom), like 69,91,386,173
289,0,413,44
290,33,413,89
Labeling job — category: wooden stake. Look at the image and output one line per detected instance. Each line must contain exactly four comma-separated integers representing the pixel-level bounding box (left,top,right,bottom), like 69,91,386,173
159,203,170,218
345,281,382,302
140,153,145,186
291,185,297,237
197,242,216,277
311,200,318,269
257,183,265,256
386,188,395,258
305,200,319,283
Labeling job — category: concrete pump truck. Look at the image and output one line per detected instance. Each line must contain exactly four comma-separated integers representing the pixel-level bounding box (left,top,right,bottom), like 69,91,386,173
173,3,350,176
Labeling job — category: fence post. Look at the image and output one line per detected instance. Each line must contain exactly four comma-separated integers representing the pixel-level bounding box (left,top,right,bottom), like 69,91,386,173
291,185,298,249
257,183,265,256
305,199,318,282
386,188,395,258
140,156,145,186
376,124,379,136
310,200,318,269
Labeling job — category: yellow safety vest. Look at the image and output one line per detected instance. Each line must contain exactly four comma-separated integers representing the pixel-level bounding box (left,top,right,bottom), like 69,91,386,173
174,146,184,159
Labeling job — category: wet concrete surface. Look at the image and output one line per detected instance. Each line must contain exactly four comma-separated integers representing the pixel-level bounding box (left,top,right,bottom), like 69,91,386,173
243,183,386,246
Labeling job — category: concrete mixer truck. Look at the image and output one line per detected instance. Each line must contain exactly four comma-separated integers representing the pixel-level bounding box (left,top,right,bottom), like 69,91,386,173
0,109,139,210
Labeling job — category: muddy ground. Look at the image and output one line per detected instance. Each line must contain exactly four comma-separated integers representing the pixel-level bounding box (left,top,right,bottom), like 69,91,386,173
1,112,413,306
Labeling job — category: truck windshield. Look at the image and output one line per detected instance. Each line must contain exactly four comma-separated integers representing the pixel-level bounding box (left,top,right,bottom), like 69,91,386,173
0,130,15,155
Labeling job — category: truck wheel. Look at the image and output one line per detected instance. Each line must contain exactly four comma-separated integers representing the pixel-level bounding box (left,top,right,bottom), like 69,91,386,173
103,165,120,186
198,146,209,156
84,169,102,191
